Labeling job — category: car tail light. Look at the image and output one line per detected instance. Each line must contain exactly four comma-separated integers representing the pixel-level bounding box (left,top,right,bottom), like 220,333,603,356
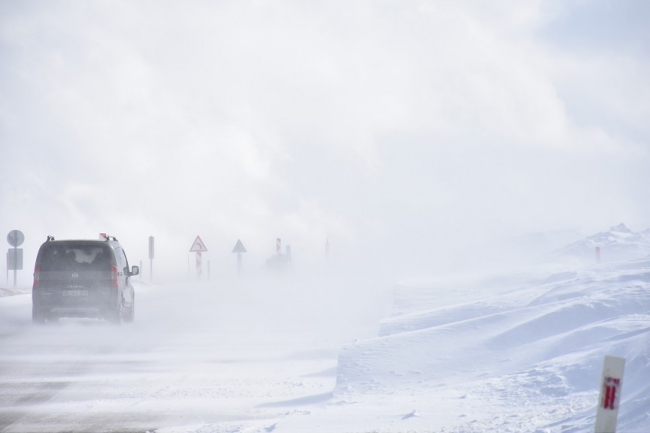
33,265,41,288
111,265,119,287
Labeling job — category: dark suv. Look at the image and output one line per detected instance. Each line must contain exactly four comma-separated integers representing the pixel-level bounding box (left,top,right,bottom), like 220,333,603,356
32,235,139,323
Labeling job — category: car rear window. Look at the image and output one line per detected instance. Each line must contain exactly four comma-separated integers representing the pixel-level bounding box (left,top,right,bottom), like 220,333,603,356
39,243,112,272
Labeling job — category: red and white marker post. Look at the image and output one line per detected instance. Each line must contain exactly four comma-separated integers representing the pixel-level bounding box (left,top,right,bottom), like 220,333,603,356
189,236,208,280
595,355,625,433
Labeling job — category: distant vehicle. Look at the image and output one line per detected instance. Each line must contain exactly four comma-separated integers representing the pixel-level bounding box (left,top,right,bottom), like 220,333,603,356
32,235,139,324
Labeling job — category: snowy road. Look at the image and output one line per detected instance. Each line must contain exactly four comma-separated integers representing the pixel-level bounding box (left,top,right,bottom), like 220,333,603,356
2,256,650,432
0,275,391,433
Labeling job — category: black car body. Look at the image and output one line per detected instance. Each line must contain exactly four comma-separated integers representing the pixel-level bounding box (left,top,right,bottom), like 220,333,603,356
32,236,139,323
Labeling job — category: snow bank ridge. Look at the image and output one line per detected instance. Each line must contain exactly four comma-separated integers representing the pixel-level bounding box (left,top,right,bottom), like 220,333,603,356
335,253,650,431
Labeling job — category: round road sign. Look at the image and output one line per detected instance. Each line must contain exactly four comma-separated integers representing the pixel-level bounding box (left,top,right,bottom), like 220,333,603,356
7,230,25,247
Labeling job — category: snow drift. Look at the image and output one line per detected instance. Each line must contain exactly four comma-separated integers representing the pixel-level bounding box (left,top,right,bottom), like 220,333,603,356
333,233,650,431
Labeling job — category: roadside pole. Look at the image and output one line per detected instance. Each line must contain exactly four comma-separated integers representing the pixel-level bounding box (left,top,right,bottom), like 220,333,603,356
196,252,202,280
13,245,16,288
232,239,247,277
595,355,625,432
189,236,208,281
7,230,25,289
149,236,154,282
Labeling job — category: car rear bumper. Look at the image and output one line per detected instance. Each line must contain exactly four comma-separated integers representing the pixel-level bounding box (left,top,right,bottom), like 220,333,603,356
33,289,118,318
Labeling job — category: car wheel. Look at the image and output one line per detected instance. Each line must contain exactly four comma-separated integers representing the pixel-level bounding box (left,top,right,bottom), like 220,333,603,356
32,306,47,324
107,301,122,324
122,303,135,323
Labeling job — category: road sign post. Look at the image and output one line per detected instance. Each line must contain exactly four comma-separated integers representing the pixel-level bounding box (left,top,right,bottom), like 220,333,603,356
149,236,154,282
7,249,23,269
189,236,208,280
232,239,247,277
7,230,24,288
595,355,625,433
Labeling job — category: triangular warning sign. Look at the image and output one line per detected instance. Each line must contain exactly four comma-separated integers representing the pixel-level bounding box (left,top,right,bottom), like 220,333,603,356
189,235,208,252
232,239,247,253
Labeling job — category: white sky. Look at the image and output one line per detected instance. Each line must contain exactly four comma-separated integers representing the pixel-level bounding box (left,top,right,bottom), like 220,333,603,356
1,0,649,279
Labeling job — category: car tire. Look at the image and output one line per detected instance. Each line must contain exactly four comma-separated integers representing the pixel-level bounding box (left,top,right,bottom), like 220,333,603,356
122,303,134,323
107,303,122,324
32,306,47,324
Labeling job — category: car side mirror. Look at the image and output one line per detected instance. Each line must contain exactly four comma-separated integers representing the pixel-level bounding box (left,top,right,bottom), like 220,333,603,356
131,266,140,276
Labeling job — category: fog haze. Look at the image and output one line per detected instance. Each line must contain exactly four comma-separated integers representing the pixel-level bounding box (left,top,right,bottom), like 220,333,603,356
2,3,650,431
1,0,649,280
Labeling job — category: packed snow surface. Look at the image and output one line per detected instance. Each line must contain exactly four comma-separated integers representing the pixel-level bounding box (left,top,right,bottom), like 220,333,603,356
1,232,650,432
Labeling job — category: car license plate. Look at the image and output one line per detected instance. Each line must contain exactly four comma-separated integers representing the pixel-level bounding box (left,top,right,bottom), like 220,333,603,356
62,289,88,297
